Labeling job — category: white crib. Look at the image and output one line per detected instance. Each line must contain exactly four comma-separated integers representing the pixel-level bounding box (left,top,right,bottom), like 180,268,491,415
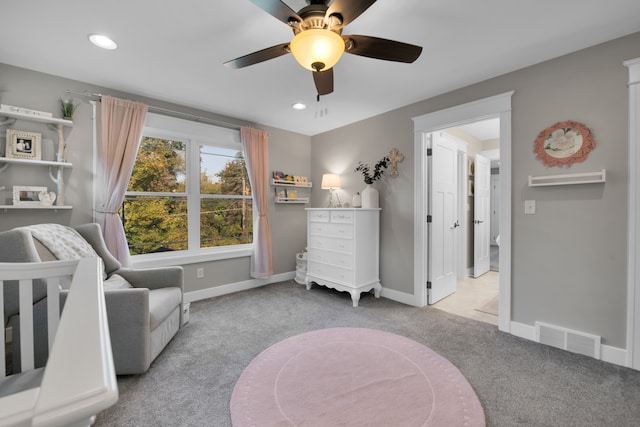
0,258,117,427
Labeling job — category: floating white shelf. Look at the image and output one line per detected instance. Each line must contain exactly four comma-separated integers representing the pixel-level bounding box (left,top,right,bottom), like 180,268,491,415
528,169,606,187
0,109,73,127
0,157,72,168
0,204,72,212
272,179,312,188
275,197,309,204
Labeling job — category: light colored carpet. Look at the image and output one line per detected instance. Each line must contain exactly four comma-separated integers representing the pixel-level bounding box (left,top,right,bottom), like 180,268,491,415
230,328,485,426
93,281,640,426
475,295,499,316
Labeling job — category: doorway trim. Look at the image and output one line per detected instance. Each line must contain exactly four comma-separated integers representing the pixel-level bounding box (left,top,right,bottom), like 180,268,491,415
625,58,640,369
412,91,514,333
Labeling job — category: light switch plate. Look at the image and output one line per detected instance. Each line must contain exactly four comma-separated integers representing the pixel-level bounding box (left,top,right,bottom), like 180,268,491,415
524,200,536,214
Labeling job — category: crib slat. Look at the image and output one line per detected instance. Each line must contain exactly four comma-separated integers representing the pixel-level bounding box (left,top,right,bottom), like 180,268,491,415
0,279,5,379
18,279,35,372
46,278,60,348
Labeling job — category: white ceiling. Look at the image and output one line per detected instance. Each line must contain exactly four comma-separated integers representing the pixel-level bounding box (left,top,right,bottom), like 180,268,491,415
456,118,500,142
1,1,640,136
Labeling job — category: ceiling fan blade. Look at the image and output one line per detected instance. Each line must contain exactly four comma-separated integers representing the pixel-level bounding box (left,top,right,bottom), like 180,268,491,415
250,0,302,26
224,43,290,69
313,68,334,96
326,0,377,27
344,35,422,63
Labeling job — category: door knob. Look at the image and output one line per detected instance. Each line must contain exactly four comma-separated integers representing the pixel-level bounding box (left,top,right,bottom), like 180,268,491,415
474,219,484,224
451,220,460,229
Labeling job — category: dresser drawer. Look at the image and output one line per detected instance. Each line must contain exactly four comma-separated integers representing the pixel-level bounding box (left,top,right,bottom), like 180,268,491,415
308,222,353,239
308,261,354,284
308,235,353,253
330,210,353,224
308,248,354,268
308,210,330,222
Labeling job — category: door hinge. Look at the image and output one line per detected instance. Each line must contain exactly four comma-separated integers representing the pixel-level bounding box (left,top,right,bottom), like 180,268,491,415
426,215,432,223
426,281,432,289
427,148,433,156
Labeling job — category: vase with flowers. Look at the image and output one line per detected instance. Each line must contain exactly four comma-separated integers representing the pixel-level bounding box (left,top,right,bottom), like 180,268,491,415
354,156,389,208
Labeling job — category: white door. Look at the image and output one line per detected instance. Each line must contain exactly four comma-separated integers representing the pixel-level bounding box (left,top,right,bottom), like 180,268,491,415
428,132,459,304
473,154,491,277
490,174,500,245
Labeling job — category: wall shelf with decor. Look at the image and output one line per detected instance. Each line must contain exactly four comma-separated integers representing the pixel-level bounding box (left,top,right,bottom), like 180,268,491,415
0,105,74,208
528,169,606,187
0,204,72,213
275,197,309,204
272,179,313,188
271,176,312,204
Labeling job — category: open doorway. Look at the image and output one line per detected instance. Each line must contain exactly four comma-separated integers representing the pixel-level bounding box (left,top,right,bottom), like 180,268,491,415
412,91,513,333
431,118,501,325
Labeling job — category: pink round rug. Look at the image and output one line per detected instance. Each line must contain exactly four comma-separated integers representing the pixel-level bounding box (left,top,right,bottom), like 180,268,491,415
230,328,485,426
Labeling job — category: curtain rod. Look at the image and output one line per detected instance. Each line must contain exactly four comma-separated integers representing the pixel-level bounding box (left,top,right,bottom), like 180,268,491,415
65,89,243,131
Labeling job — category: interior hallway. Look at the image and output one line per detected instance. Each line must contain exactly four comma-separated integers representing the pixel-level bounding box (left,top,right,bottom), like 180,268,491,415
432,271,499,326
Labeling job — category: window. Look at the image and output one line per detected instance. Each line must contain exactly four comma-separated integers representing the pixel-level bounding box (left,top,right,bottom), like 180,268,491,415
121,113,252,258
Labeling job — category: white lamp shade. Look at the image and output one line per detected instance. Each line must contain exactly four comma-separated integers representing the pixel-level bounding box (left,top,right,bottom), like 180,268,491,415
290,29,345,71
321,173,341,190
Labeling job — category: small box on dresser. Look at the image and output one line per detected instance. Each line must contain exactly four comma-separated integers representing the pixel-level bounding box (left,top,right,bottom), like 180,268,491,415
305,208,381,307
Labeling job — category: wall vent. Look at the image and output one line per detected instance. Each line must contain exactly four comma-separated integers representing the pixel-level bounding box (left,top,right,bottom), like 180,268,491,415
535,321,601,359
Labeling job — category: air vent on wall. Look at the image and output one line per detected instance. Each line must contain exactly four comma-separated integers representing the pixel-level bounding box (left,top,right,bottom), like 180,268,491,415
535,321,601,359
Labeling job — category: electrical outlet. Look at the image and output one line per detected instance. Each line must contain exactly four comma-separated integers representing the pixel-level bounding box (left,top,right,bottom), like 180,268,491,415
196,268,204,279
524,200,536,215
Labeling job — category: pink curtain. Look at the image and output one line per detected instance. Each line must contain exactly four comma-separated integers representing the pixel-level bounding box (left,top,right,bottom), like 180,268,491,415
241,127,273,278
96,96,148,266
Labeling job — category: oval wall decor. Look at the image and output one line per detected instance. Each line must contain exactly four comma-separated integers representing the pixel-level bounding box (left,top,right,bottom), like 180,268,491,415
534,120,595,167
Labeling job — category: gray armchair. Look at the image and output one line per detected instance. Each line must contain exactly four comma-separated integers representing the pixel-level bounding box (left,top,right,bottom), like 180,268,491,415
1,223,183,375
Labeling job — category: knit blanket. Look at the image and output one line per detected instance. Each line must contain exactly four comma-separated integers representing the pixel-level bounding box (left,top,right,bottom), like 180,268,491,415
19,223,100,261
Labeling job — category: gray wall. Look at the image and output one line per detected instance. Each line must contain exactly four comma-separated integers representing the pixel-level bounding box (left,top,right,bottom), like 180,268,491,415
310,31,640,348
3,30,640,349
0,63,311,294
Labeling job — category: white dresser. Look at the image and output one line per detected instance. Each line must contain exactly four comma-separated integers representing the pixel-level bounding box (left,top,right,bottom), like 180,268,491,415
305,208,382,307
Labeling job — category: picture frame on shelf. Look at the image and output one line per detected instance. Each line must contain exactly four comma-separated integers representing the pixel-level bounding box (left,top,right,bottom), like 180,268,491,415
13,185,47,206
6,129,42,160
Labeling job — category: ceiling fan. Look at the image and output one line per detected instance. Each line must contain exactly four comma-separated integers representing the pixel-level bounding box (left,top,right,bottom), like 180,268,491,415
224,0,423,97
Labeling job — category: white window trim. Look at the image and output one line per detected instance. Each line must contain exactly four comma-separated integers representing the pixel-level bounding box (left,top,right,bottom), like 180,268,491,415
131,245,253,268
124,112,252,265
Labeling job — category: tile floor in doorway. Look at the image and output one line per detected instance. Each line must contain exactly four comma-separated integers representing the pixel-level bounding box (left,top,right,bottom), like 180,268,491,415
431,271,499,326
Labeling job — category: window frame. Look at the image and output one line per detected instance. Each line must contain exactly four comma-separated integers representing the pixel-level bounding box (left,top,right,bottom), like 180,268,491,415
126,113,253,267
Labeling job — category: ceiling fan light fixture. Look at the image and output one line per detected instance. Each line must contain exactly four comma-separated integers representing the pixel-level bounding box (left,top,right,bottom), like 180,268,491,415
289,29,345,71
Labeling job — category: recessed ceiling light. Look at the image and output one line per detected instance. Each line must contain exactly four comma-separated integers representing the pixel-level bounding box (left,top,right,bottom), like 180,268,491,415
291,102,306,110
89,34,117,50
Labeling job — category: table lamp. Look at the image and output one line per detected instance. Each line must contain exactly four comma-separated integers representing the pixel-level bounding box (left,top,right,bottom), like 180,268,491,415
321,173,342,208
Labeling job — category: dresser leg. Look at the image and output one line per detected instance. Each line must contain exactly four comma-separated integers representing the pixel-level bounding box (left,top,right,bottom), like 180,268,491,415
350,291,361,307
373,283,382,298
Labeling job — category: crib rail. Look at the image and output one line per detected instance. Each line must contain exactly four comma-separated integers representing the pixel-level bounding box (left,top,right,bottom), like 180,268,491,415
0,258,118,427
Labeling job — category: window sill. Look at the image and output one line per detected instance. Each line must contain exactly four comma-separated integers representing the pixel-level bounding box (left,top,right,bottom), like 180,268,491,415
130,245,252,268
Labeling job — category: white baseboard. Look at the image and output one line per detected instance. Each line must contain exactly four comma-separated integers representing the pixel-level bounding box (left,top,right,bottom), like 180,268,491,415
510,321,628,368
601,344,628,367
184,271,295,303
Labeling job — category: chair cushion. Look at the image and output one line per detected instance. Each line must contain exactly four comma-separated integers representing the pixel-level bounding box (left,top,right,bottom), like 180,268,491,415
148,287,182,331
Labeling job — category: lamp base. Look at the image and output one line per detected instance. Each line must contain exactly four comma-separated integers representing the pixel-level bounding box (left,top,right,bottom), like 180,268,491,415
326,189,342,208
